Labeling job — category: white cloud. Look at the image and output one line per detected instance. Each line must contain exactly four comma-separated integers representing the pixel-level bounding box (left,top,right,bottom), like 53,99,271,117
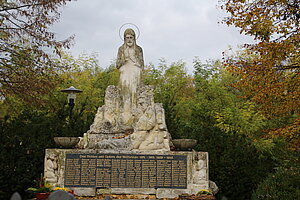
52,0,254,72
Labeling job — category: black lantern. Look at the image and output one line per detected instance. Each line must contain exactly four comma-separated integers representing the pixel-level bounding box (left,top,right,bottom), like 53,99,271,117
61,86,82,118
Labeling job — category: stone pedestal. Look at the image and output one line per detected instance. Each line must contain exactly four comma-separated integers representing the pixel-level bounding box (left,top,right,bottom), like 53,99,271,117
44,149,209,198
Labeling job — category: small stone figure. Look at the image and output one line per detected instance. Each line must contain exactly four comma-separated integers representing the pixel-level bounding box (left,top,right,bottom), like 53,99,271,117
193,153,208,184
138,130,170,150
135,85,156,131
45,151,58,184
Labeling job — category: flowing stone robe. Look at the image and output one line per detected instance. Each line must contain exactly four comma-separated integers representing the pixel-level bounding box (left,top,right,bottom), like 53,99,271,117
116,42,144,125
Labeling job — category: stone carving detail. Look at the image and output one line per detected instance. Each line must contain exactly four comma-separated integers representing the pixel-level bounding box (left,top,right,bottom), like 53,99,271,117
135,85,155,131
192,153,208,184
84,28,171,151
45,151,58,184
89,85,123,134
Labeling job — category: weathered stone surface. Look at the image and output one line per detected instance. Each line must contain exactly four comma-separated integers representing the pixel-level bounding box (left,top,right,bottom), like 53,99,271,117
85,84,172,151
117,29,144,122
172,139,197,151
156,188,192,199
89,86,124,134
72,188,96,196
10,192,22,200
96,188,111,195
44,149,63,187
209,180,219,195
44,150,58,184
111,188,156,195
48,190,75,200
45,149,209,198
190,183,210,194
54,137,80,148
192,152,209,184
138,130,170,150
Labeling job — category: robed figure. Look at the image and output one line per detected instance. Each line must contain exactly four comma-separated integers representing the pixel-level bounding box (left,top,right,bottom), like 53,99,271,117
116,28,144,124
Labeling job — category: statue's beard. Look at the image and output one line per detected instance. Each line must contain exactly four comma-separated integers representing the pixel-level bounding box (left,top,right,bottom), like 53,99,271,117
126,41,134,47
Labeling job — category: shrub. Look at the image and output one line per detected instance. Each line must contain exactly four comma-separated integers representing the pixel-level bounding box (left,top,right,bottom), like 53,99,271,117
0,108,93,199
252,153,300,200
193,127,274,200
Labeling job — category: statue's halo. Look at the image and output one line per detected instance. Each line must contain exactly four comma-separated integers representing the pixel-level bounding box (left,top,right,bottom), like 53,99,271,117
119,23,140,41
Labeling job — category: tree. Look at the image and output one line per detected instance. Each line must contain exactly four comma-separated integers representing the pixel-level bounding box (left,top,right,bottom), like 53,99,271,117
56,52,119,120
252,151,300,200
143,59,195,137
189,59,275,200
220,0,299,43
0,0,74,102
0,56,279,199
0,52,120,199
220,0,300,150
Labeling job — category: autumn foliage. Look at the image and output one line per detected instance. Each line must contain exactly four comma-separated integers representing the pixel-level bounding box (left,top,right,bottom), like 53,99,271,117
220,0,300,150
0,0,74,102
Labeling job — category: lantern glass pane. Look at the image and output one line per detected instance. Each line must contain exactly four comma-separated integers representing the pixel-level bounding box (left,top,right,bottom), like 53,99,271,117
67,93,76,103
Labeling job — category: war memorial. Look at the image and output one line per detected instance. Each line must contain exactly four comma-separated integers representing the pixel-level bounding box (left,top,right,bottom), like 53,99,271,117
44,27,210,199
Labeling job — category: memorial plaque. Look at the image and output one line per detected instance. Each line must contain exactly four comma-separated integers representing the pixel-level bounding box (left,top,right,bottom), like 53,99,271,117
65,153,187,189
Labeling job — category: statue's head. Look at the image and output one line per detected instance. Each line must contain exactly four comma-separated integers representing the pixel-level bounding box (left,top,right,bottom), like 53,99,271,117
124,28,136,47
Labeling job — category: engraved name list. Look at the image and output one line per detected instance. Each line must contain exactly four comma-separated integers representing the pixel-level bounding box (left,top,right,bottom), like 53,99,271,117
65,153,187,189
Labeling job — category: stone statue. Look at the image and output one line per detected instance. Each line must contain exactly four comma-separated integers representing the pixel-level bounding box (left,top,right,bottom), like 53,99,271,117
83,27,171,151
116,28,144,72
131,86,171,151
116,28,144,125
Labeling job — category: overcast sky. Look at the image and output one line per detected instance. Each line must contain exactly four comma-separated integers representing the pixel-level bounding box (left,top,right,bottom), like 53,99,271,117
52,0,254,72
